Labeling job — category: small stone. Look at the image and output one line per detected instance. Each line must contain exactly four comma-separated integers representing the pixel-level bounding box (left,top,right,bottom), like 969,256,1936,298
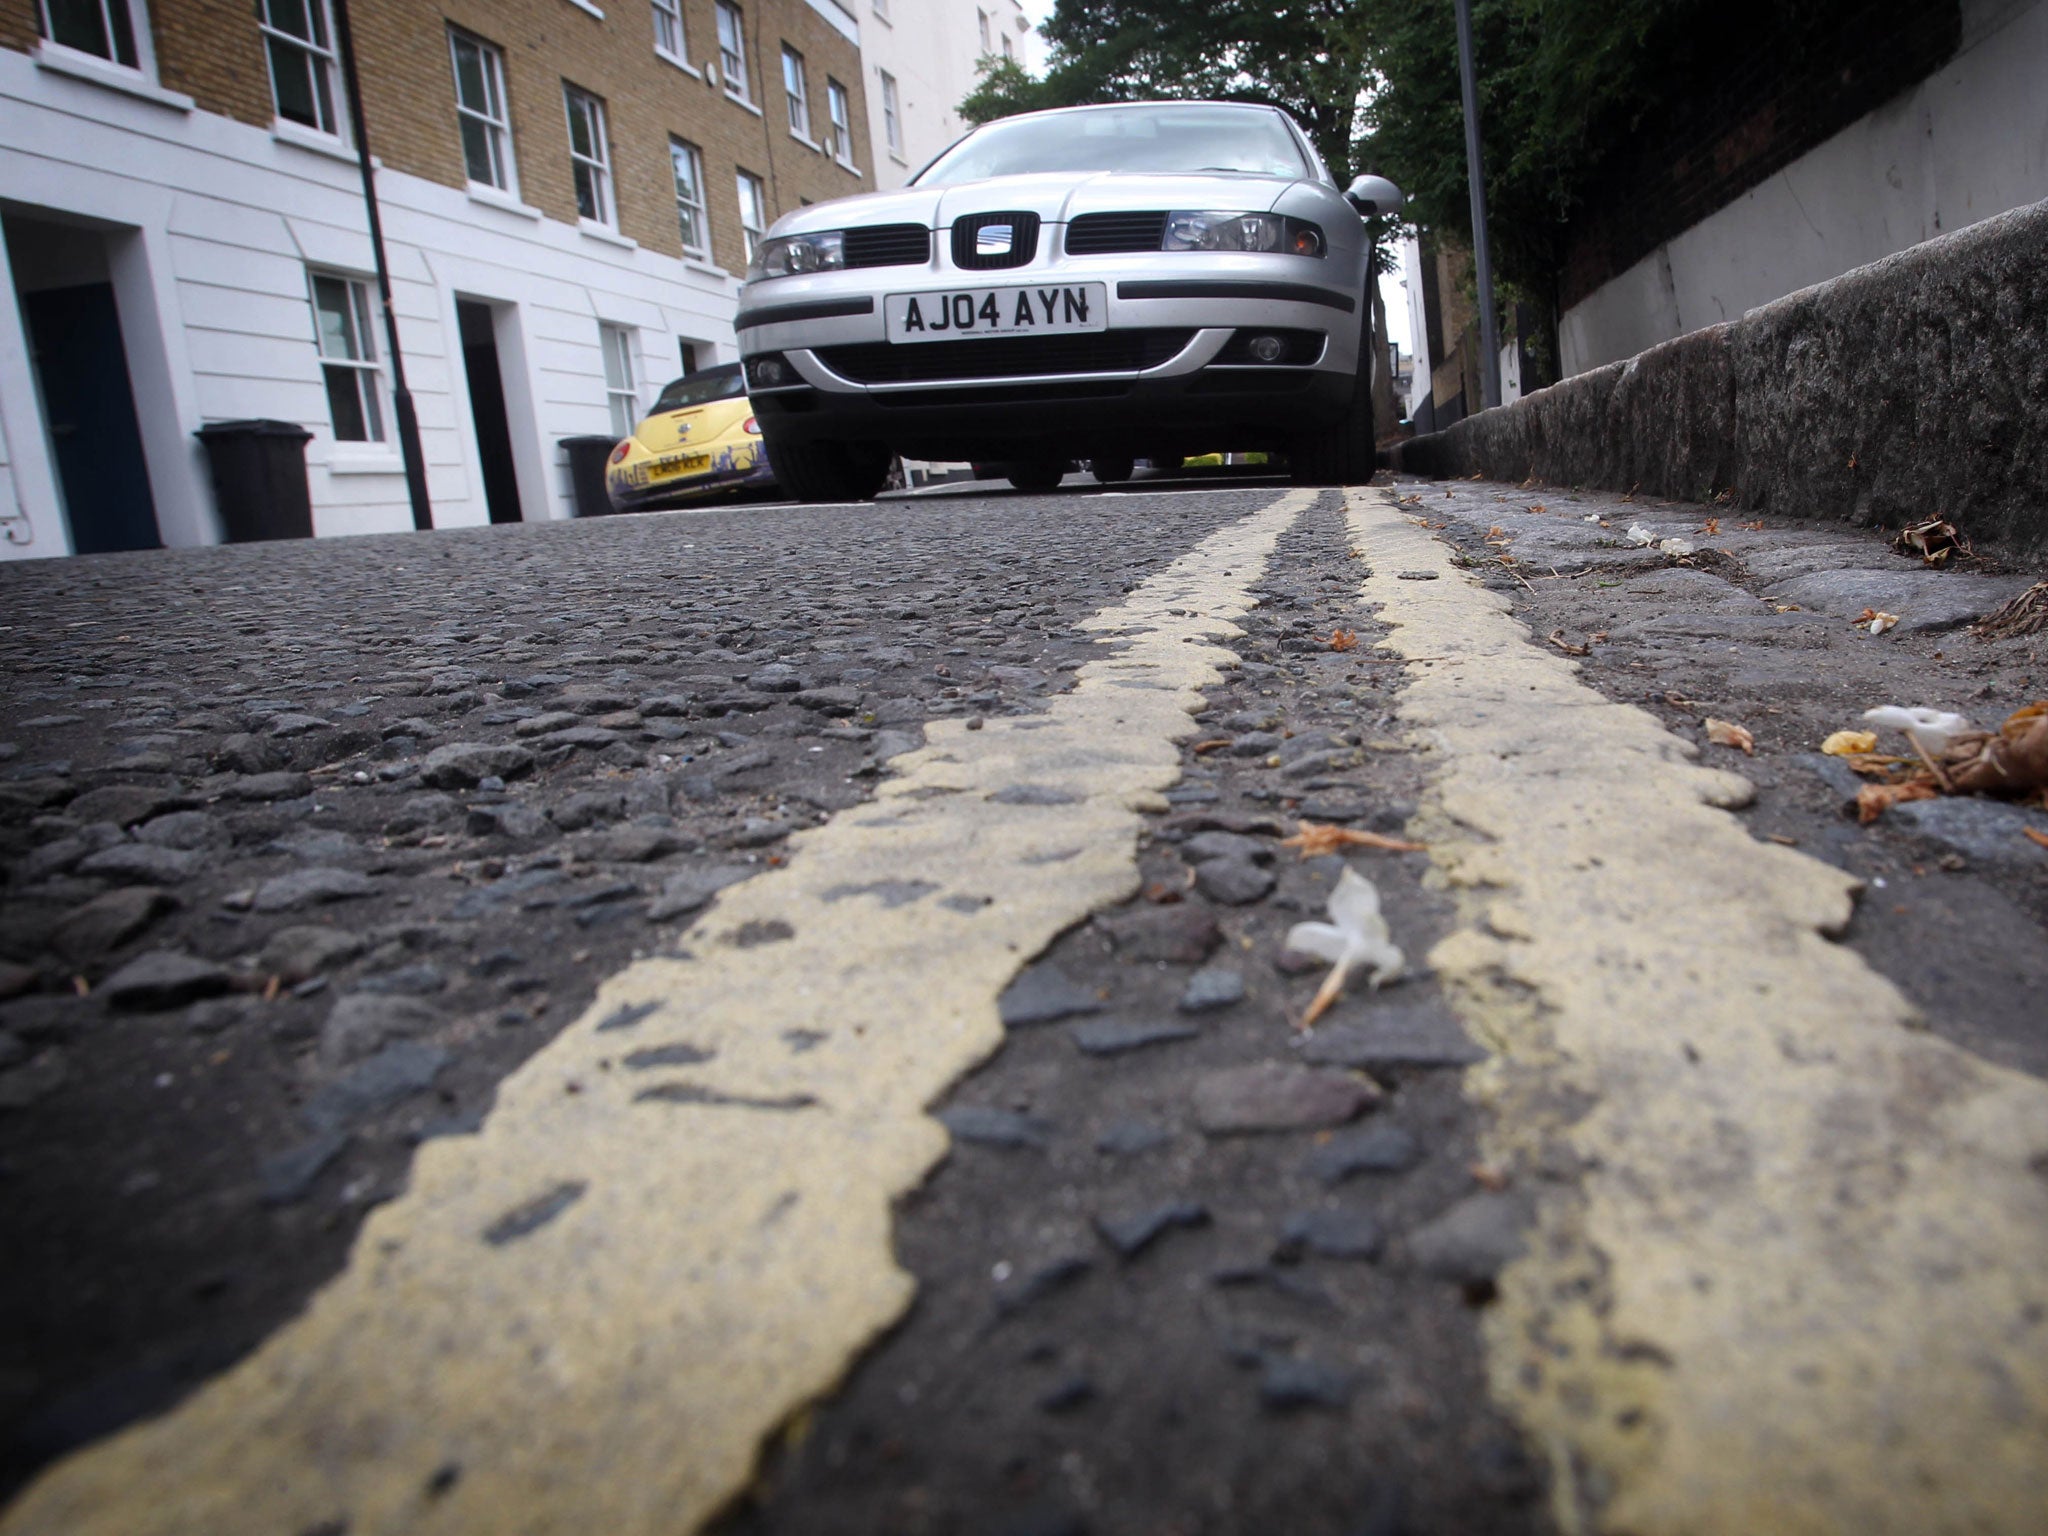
1395,570,1439,581
646,866,754,921
213,733,285,774
1096,1199,1209,1259
1100,906,1222,964
994,1254,1092,1318
186,997,258,1034
222,770,314,801
558,684,635,714
420,743,536,789
1095,1120,1170,1156
1181,830,1271,864
303,1040,448,1131
872,729,922,761
1070,1019,1199,1056
999,964,1103,1028
549,789,625,831
66,785,192,828
1259,1355,1356,1411
1193,1062,1378,1134
134,810,227,850
253,867,377,913
1296,794,1368,823
578,824,688,863
76,843,200,886
1193,857,1275,905
1275,1209,1385,1262
100,951,232,1011
53,887,177,963
988,783,1080,806
1302,1125,1422,1184
1406,1192,1531,1283
724,817,791,848
939,1104,1051,1150
1178,966,1246,1012
1036,1375,1096,1414
354,963,446,997
466,802,552,841
747,665,803,693
258,1130,347,1204
1301,1013,1487,1070
513,711,582,738
793,686,861,715
318,993,442,1067
1228,731,1283,757
260,925,365,981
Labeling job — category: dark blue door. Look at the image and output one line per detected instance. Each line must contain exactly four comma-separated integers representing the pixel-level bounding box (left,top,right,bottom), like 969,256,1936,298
22,283,161,554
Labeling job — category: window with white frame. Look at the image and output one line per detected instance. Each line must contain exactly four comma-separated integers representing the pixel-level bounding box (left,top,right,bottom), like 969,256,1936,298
871,0,887,18
450,30,516,192
977,8,990,52
563,84,613,225
600,324,638,437
715,1,747,98
880,70,901,155
650,0,685,61
1002,30,1013,60
781,46,810,140
670,139,709,257
260,0,340,134
826,78,852,165
38,0,143,68
308,273,385,443
735,170,767,262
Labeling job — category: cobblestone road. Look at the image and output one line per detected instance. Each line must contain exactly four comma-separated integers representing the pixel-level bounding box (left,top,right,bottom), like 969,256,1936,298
3,473,2045,1535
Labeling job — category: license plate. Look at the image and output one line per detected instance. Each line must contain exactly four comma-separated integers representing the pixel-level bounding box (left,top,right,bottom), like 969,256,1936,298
649,453,711,482
884,283,1107,344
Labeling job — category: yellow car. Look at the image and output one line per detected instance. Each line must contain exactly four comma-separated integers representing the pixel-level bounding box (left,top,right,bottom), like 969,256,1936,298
606,362,776,509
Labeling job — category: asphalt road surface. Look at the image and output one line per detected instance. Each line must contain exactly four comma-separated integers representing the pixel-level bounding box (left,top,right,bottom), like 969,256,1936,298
2,471,2045,1536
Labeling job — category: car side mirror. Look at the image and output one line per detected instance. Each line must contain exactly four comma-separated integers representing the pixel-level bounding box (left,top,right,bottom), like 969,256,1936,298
1345,175,1405,217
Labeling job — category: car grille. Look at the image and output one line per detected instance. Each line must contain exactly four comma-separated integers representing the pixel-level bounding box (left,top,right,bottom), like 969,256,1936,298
815,329,1197,383
843,224,931,268
951,211,1040,270
1065,211,1167,255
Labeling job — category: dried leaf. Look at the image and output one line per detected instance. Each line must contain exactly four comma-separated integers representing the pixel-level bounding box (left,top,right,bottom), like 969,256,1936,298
1529,503,1547,514
1854,608,1900,635
1705,718,1754,754
1702,517,1721,536
1286,867,1405,1027
1547,628,1590,657
1485,525,1511,544
2025,828,2048,851
1891,518,1964,568
1326,629,1358,652
1191,737,1232,755
1280,820,1426,859
1942,703,2048,795
1856,780,1938,823
1822,730,1879,756
1972,582,2048,641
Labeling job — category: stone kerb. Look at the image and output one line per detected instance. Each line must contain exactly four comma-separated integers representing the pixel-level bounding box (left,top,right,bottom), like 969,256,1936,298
1388,196,2048,555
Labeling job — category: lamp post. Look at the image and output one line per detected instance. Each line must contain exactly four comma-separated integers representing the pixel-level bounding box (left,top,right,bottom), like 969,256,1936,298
1453,0,1502,411
331,0,433,530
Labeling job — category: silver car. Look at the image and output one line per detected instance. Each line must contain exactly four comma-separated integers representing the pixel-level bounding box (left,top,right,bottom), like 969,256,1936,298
734,101,1402,501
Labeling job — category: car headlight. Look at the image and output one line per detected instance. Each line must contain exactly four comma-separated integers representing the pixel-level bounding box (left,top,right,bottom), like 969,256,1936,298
748,230,846,280
1164,212,1324,257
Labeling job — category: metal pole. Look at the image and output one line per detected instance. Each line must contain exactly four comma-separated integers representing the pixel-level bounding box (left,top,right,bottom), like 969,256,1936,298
1453,0,1502,411
332,0,433,530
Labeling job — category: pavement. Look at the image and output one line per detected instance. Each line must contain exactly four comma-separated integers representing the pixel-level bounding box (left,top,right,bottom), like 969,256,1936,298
1,472,2045,1535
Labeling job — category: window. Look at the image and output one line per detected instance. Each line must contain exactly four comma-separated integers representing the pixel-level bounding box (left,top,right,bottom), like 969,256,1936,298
715,1,747,98
879,70,901,155
308,273,385,443
735,170,767,262
782,46,809,140
650,0,685,60
262,0,339,136
38,0,140,67
450,31,515,192
600,324,638,437
826,78,852,165
1002,31,1014,61
871,0,887,17
563,84,613,225
679,340,699,374
670,139,709,257
977,9,990,53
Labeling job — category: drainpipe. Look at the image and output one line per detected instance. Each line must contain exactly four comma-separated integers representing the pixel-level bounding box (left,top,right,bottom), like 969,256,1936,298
331,0,433,530
1454,0,1502,411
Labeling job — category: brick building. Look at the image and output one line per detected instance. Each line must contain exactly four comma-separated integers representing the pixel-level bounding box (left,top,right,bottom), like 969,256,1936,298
0,0,868,557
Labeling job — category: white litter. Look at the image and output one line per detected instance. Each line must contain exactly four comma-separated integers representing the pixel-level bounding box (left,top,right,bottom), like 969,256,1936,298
1288,867,1405,1026
1626,523,1658,546
1863,706,1974,757
1659,537,1696,556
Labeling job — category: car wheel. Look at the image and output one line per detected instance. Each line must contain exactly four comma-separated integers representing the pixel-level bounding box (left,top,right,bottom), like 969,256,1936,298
1005,459,1066,492
1090,456,1134,484
1290,303,1375,487
758,430,892,503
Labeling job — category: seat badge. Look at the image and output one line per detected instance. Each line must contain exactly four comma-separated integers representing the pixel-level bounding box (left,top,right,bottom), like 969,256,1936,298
976,224,1014,256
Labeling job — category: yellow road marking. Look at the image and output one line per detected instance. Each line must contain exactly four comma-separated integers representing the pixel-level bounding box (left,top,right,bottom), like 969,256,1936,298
1345,488,2048,1534
1,491,1312,1536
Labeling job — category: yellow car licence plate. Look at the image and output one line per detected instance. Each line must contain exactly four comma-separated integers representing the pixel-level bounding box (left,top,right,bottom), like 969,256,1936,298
649,453,711,482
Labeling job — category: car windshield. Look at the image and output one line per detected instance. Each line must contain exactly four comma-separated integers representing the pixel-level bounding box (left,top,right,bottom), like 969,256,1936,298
652,363,746,412
914,104,1308,187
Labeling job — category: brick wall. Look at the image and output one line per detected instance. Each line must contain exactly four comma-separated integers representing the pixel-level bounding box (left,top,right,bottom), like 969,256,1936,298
3,0,870,276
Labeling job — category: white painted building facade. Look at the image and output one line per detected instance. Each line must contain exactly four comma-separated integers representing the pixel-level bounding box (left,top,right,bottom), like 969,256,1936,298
859,0,1035,190
0,2,863,561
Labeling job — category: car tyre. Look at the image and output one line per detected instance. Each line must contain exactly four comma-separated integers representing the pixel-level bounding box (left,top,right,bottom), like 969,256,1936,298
758,430,892,502
1005,459,1066,492
1290,303,1375,487
1090,456,1134,484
